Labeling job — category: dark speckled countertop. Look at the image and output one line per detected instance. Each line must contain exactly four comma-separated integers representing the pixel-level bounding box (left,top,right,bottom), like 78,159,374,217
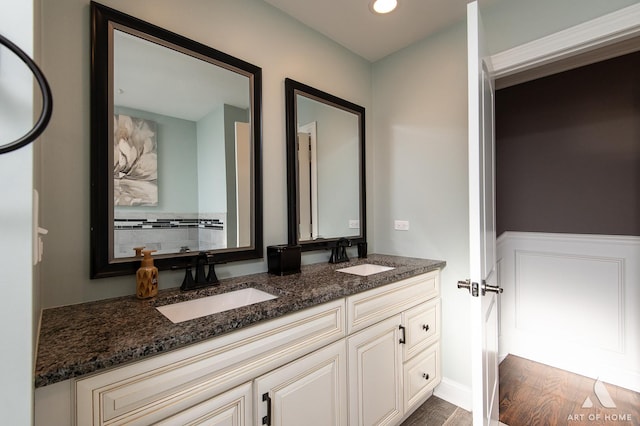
35,254,445,388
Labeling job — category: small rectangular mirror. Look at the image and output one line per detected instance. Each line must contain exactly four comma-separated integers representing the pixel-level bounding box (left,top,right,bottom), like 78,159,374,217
285,78,366,252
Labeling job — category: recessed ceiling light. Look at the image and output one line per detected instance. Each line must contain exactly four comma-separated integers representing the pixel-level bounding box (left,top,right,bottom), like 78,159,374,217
370,0,398,14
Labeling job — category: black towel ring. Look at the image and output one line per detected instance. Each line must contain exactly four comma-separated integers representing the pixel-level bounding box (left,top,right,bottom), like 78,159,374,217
0,33,53,155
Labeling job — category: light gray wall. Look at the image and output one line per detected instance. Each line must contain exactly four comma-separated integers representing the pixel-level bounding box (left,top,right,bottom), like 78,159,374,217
0,1,35,423
197,105,226,214
38,0,371,307
372,21,471,394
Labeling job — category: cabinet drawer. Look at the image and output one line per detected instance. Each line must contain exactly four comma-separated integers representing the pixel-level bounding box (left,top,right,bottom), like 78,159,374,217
403,299,440,360
346,270,439,334
155,381,252,426
403,343,440,412
75,299,344,426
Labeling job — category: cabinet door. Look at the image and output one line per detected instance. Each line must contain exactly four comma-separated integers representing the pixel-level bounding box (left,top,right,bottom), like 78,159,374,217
347,315,403,426
255,340,347,426
156,381,252,426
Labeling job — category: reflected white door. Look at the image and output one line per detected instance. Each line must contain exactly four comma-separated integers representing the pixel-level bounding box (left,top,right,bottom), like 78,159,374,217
464,2,501,425
235,122,251,247
297,122,318,241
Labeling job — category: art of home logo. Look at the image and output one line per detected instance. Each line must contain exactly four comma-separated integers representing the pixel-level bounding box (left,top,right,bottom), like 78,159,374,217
567,379,634,423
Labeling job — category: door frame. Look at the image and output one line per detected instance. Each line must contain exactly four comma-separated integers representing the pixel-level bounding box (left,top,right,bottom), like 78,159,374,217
491,3,640,84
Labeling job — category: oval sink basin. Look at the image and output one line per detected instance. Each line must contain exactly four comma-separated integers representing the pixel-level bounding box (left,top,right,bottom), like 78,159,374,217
336,264,395,276
156,287,278,323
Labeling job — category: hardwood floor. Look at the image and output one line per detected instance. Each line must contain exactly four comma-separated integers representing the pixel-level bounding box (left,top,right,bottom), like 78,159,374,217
499,355,640,426
401,355,639,425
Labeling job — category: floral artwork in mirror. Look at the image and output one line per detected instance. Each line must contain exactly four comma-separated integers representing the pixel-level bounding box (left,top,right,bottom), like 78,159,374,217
90,2,263,278
113,114,158,207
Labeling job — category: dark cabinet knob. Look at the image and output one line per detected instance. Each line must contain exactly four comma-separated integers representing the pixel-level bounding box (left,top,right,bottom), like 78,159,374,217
422,324,430,332
422,373,430,380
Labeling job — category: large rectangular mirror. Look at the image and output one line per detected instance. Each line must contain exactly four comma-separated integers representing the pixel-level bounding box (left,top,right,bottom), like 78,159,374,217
285,78,366,252
90,2,263,278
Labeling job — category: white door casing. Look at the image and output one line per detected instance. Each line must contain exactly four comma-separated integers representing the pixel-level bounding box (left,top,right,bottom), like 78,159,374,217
297,122,318,241
465,2,501,425
235,121,251,247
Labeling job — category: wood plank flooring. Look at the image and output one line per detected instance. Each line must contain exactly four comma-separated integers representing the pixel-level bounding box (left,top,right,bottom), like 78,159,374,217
499,355,640,426
401,354,639,425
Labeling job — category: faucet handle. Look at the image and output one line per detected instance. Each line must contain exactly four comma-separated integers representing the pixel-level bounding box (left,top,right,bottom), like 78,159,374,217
180,263,195,291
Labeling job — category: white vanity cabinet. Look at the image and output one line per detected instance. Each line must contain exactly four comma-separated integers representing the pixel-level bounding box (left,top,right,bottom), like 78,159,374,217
37,269,441,426
346,271,441,425
72,300,345,426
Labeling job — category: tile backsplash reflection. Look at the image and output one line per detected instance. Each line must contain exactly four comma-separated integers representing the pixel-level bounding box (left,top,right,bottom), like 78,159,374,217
114,212,226,257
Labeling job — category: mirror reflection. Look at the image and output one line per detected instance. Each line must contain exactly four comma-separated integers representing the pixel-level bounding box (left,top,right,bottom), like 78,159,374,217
295,95,360,241
90,2,263,278
112,30,252,258
285,78,366,251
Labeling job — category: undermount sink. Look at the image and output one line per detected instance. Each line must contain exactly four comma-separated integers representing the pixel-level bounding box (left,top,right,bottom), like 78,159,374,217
156,287,278,324
336,263,395,276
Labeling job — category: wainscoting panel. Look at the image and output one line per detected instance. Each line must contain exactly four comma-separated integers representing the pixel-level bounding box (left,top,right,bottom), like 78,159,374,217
497,232,640,392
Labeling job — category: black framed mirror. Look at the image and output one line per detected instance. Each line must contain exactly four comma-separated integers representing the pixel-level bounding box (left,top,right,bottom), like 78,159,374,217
285,78,366,252
91,2,263,278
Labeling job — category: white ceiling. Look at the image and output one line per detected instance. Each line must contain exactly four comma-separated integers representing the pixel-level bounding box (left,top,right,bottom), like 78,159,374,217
262,0,498,62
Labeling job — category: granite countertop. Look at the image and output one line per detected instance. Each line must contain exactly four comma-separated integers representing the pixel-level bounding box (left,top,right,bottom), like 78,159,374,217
35,254,445,388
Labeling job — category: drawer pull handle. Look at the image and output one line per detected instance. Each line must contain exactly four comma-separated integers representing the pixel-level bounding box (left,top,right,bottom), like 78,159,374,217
423,373,430,380
399,325,406,344
422,324,430,332
262,392,272,425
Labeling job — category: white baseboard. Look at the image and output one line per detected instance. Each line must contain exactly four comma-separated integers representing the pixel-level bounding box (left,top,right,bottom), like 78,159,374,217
434,377,472,412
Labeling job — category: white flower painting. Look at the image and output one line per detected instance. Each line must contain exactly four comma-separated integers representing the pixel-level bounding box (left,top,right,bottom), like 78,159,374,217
113,114,158,206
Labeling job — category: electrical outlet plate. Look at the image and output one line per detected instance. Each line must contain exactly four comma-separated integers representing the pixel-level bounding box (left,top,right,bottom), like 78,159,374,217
394,220,409,231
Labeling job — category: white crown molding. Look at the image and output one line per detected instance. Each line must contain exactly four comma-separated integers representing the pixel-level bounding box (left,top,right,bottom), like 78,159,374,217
491,3,640,80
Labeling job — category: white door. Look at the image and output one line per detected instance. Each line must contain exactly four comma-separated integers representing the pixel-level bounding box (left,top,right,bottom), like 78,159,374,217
461,2,502,425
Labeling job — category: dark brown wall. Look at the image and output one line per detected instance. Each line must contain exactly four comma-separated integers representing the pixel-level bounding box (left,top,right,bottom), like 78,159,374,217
495,50,640,237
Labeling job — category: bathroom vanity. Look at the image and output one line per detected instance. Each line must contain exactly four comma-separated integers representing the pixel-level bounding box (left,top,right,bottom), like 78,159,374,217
35,254,444,425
